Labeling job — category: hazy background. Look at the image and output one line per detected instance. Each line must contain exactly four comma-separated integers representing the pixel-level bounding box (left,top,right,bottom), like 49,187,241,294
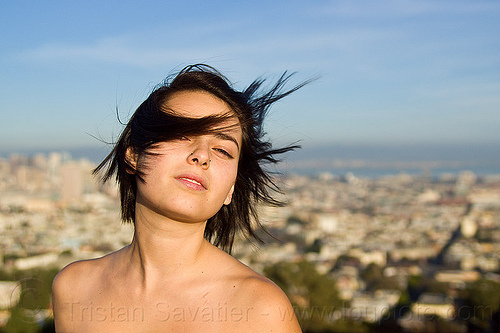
1,3,500,332
1,0,499,172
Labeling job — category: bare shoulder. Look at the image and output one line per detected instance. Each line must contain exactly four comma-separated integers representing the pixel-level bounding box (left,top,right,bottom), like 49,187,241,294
236,273,301,332
51,250,120,332
52,254,108,298
209,247,302,332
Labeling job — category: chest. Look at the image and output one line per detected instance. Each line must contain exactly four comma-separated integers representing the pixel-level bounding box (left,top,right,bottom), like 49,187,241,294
70,281,252,332
70,300,254,332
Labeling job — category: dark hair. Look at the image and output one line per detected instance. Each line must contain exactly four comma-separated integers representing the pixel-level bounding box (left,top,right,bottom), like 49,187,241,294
94,64,312,253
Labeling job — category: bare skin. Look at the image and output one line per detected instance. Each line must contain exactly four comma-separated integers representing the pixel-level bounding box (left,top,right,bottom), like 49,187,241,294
52,91,301,332
52,225,300,332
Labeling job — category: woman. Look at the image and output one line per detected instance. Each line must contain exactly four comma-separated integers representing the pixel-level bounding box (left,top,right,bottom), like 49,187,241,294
52,64,309,332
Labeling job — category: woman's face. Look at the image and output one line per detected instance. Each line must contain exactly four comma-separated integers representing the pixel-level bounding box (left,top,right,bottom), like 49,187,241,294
133,90,242,224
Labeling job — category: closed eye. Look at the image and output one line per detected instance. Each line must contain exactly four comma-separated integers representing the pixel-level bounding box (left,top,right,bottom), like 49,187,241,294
214,148,233,159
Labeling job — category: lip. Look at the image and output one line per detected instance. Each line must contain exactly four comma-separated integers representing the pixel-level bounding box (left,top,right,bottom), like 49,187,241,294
175,173,208,191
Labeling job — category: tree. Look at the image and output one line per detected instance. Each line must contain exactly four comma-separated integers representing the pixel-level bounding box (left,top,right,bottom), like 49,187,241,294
2,268,59,333
264,260,369,332
466,279,500,329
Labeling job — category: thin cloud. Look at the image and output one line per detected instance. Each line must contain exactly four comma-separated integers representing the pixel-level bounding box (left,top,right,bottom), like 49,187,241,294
17,26,401,70
16,17,253,68
19,37,190,68
309,0,500,19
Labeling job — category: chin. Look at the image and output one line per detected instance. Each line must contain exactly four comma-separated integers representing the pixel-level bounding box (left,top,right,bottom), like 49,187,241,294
163,208,219,224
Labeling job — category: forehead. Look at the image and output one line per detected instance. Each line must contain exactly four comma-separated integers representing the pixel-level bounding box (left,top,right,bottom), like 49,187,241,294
165,90,234,118
164,90,243,142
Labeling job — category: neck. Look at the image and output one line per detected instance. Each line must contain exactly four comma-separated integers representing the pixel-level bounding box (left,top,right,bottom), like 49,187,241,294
124,202,210,288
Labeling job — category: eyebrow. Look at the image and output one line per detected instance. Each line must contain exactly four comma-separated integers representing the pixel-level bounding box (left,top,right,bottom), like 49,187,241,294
215,132,240,151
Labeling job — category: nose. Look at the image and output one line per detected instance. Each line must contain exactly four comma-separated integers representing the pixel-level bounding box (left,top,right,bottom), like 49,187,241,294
188,145,211,169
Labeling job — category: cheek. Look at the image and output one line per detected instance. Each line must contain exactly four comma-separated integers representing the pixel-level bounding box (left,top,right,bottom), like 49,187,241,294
217,163,238,189
136,160,172,195
226,161,239,181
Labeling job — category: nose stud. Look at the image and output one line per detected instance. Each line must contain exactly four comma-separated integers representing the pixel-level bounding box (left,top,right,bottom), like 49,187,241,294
190,152,211,165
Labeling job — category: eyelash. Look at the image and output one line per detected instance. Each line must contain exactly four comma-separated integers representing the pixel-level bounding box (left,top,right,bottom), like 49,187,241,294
214,148,233,159
180,137,233,159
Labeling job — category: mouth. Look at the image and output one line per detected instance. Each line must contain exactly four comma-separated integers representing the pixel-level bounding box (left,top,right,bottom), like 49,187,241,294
175,174,207,191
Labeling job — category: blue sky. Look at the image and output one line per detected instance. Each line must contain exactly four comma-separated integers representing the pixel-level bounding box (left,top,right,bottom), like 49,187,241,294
1,0,499,151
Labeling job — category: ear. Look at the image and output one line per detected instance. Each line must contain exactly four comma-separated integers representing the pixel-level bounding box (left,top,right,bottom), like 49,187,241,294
224,184,235,205
125,147,138,174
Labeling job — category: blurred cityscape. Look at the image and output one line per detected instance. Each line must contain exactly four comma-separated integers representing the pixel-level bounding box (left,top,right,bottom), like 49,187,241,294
0,151,499,332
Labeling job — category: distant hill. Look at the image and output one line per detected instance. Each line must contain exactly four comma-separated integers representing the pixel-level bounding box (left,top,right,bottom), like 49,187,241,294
0,145,111,164
289,142,500,163
2,142,499,176
281,142,500,176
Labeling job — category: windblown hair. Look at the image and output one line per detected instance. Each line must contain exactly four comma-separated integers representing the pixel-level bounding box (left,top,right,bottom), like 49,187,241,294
94,64,312,253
